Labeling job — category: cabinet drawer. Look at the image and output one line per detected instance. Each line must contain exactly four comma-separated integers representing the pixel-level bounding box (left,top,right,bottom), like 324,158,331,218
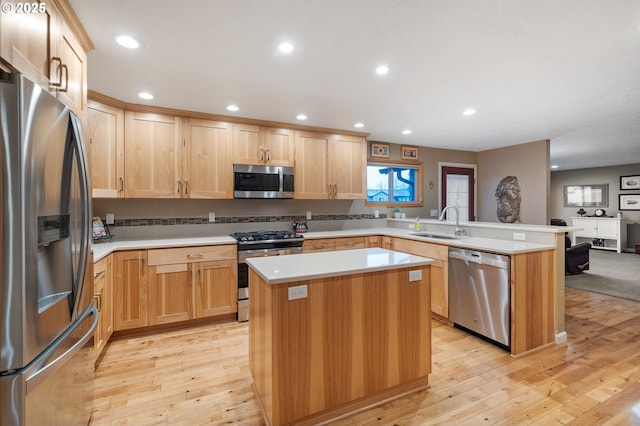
334,237,366,250
94,257,107,277
148,245,236,266
303,238,335,253
392,238,448,260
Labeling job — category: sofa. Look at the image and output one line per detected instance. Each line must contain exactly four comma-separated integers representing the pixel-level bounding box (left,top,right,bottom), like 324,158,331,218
551,218,591,274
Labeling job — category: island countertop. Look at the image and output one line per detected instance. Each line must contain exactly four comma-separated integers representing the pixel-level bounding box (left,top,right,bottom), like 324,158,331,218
246,247,434,285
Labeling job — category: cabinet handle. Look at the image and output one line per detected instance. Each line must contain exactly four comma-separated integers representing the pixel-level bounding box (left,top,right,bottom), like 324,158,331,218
258,148,265,162
94,293,102,312
344,242,355,246
187,253,203,259
59,64,69,93
49,57,63,88
266,149,271,162
177,180,182,194
184,179,189,195
119,176,124,192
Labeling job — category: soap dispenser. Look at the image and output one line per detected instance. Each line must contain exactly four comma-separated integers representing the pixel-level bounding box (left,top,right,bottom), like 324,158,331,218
414,217,421,231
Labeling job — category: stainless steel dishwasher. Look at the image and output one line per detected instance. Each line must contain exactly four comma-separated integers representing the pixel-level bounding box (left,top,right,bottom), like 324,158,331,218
449,248,511,350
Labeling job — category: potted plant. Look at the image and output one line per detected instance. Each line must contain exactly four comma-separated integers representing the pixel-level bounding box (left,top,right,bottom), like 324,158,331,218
392,206,402,219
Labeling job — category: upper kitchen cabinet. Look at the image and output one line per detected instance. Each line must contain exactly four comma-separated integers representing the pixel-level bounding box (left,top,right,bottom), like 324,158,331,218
294,131,366,199
183,119,233,198
87,100,124,198
0,0,91,115
124,112,184,198
233,124,294,166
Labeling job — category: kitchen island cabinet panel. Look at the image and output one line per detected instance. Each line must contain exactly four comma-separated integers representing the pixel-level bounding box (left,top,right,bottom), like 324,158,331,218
249,256,431,425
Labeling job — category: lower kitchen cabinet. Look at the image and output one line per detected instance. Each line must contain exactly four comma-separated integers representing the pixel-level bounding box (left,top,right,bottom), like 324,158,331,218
147,245,237,326
303,236,366,253
93,254,113,361
391,237,449,318
114,250,148,331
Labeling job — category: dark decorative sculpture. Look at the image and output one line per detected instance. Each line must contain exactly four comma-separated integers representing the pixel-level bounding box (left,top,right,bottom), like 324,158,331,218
495,176,521,223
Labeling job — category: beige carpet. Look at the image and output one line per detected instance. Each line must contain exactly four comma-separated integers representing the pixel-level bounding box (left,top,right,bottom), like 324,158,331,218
565,248,640,302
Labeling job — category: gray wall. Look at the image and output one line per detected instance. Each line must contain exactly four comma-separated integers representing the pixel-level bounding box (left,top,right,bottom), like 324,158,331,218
550,163,640,226
477,140,550,225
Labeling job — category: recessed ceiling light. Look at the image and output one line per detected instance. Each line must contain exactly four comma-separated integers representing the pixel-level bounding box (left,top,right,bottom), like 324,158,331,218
116,35,141,49
278,42,294,53
138,92,154,100
296,114,308,120
375,65,389,75
354,122,365,128
402,129,412,135
551,165,559,169
226,105,239,112
463,108,477,116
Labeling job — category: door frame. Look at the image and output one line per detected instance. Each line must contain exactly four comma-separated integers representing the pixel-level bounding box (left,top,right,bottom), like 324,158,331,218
438,162,477,221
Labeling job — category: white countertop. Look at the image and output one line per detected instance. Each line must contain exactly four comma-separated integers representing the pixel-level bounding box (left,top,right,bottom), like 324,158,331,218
246,247,435,285
92,236,236,262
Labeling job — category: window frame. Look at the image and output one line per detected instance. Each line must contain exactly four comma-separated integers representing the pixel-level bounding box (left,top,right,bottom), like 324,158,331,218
364,159,423,208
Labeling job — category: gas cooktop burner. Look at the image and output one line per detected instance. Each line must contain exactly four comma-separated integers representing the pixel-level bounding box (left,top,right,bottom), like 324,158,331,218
231,230,304,243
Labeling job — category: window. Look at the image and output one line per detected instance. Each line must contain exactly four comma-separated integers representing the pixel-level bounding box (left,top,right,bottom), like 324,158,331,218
365,160,423,207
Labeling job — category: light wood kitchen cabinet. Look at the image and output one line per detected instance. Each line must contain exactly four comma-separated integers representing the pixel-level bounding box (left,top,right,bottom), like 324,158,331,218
0,0,88,115
86,100,124,198
294,131,366,199
124,112,183,198
93,255,113,362
183,119,234,198
147,245,237,326
391,237,449,318
365,235,381,247
114,250,148,331
334,236,366,250
233,124,294,166
303,236,367,253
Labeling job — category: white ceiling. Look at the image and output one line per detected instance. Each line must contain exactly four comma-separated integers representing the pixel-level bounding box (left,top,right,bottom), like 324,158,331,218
70,0,640,171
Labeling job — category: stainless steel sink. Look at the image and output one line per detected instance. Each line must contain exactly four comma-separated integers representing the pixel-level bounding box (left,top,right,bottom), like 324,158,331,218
410,232,458,240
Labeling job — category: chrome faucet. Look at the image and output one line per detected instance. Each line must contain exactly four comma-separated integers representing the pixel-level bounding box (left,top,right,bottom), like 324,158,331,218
439,206,466,236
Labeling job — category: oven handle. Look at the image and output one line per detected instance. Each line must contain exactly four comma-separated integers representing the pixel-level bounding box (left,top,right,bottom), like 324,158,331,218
238,247,302,263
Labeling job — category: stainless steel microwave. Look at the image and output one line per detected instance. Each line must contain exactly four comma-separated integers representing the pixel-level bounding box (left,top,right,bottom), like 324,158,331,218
233,164,294,199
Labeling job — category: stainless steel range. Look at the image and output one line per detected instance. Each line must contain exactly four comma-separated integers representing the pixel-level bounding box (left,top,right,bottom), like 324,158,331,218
231,230,304,321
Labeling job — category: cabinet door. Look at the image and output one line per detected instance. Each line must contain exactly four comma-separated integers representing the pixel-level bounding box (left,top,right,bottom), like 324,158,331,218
334,237,366,251
104,254,114,342
302,238,335,253
184,119,233,198
329,134,366,199
573,218,597,237
596,220,618,239
429,259,448,318
262,127,294,166
194,260,237,318
124,112,183,198
0,0,53,88
294,131,330,199
87,101,124,198
114,251,148,330
233,124,262,165
93,259,107,357
148,264,193,325
55,19,87,114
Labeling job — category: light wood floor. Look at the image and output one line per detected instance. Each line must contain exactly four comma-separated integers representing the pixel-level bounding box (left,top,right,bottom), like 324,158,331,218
90,288,640,425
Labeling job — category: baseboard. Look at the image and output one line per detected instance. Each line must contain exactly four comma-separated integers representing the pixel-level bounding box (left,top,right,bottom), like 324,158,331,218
555,331,567,344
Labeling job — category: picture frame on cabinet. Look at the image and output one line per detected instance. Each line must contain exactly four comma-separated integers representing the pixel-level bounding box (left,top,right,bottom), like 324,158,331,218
620,175,640,190
563,184,608,207
619,194,640,211
370,142,389,158
401,146,419,160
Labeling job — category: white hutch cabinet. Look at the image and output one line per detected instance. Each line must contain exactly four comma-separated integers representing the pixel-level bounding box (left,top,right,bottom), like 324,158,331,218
572,217,627,253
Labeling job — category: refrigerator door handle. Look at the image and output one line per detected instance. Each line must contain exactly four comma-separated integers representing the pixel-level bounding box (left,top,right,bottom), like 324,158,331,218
69,112,93,320
26,305,98,392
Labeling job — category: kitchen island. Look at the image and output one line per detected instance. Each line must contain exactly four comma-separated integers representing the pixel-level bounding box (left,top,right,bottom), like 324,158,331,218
247,248,434,426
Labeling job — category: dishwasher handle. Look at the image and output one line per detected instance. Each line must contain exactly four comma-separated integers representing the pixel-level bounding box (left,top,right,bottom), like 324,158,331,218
449,249,510,269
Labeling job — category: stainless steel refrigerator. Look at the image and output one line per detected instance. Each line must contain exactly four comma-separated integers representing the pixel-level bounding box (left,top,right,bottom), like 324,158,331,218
1,72,97,425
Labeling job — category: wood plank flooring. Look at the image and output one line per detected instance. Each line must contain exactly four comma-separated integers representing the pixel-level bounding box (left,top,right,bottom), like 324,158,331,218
90,288,640,425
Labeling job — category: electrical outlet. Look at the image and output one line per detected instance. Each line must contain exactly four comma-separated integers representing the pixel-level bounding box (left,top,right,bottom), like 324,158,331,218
288,285,308,300
306,211,312,220
374,210,380,218
105,213,114,225
409,270,422,281
430,209,438,217
513,232,526,241
208,212,215,223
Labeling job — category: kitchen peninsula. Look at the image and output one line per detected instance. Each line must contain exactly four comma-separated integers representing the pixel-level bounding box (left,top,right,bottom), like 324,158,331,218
247,248,434,426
